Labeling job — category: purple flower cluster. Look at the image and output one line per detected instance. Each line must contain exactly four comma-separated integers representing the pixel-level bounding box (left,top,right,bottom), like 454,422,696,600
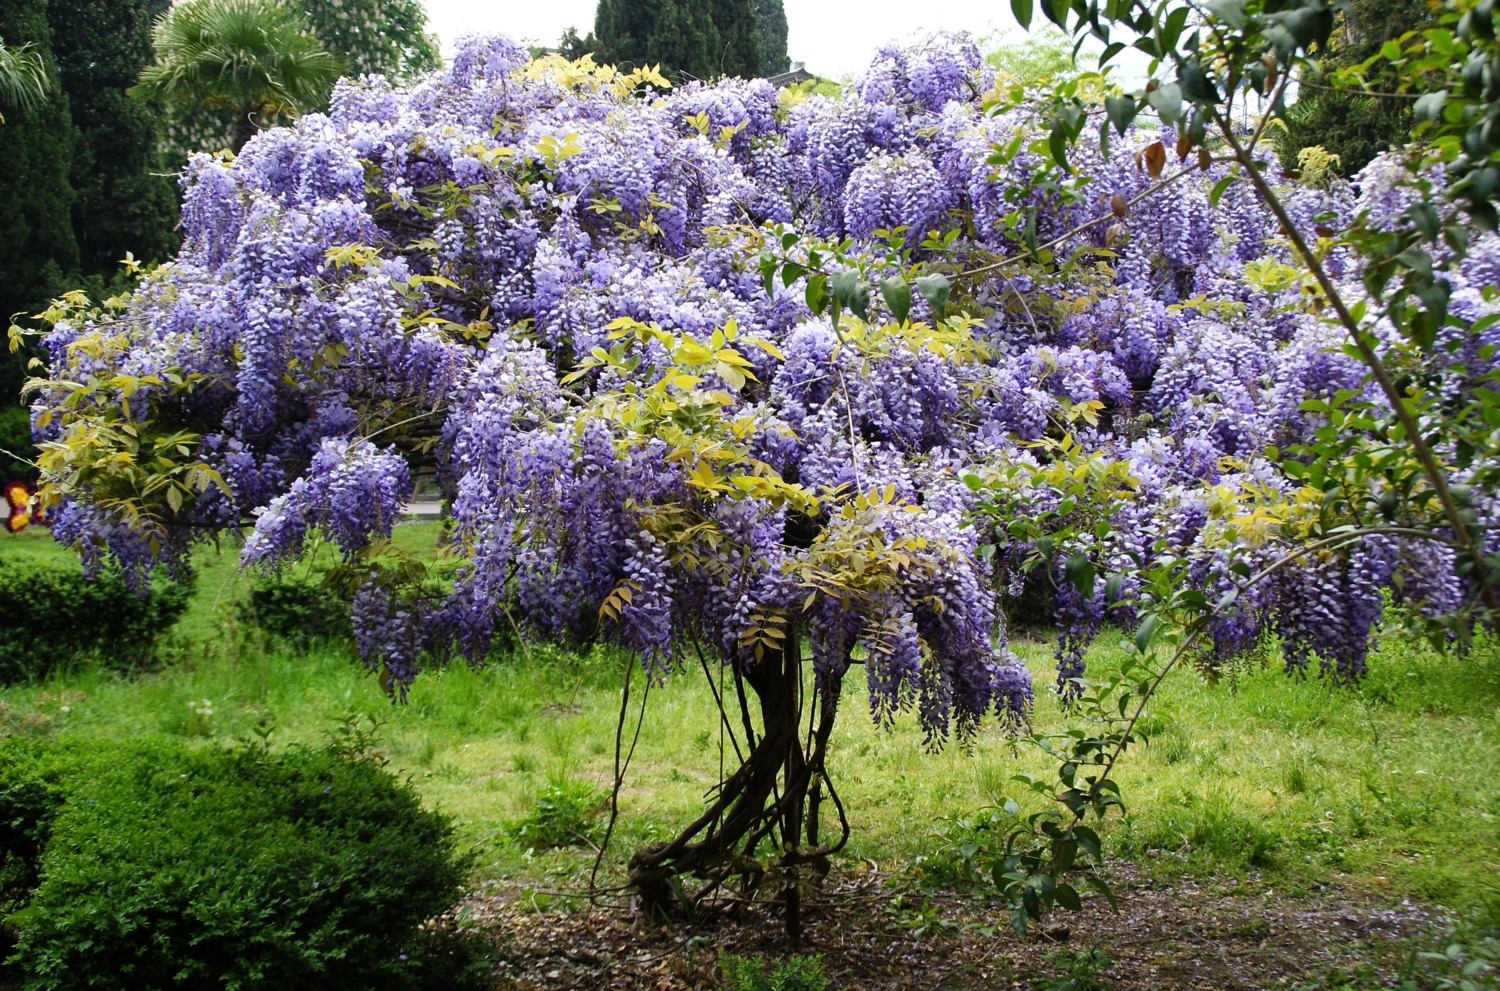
33,32,1490,722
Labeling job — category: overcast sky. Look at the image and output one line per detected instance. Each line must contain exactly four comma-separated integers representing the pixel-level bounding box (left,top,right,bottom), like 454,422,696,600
420,0,1023,80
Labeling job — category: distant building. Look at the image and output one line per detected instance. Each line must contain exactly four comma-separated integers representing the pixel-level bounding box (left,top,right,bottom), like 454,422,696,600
767,61,816,87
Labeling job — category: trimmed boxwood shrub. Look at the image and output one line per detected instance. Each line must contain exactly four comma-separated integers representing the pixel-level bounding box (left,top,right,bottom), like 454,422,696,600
6,738,486,990
0,737,115,915
0,559,192,683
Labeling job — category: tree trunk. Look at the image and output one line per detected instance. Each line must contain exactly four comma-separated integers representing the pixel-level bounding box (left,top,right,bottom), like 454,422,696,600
230,107,259,154
626,627,846,944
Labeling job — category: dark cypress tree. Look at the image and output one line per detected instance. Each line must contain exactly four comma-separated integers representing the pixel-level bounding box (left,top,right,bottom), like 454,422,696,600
1278,0,1433,177
594,0,752,82
753,0,789,77
47,0,180,280
709,0,760,78
0,0,77,403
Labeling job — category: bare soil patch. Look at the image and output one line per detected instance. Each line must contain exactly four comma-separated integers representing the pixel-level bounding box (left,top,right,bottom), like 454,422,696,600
464,864,1440,990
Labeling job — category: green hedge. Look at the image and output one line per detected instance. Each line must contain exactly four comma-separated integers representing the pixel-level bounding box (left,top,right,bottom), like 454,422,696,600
2,737,486,990
0,559,192,683
0,738,113,915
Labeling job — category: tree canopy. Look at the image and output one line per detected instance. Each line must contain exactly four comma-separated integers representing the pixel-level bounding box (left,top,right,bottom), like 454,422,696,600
48,0,179,279
302,0,439,82
753,0,789,76
1277,0,1434,176
594,0,761,81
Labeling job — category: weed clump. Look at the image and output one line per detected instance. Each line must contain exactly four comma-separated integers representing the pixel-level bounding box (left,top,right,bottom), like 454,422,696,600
511,776,606,849
720,953,831,991
1034,948,1113,991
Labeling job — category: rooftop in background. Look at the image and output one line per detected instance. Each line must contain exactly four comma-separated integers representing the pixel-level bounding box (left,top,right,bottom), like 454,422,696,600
766,61,817,87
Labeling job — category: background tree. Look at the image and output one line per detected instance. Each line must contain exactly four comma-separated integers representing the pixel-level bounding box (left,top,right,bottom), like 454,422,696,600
129,0,341,153
709,0,760,78
302,0,438,82
752,0,788,76
593,0,758,81
0,0,77,407
983,26,1094,86
1277,0,1434,176
556,26,594,62
47,0,179,281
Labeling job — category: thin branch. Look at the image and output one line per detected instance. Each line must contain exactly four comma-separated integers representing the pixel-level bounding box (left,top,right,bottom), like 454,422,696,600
1210,109,1499,614
956,158,1223,281
1090,523,1464,801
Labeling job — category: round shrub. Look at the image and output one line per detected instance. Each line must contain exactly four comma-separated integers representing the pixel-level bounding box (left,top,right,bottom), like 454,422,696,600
0,559,192,683
238,572,351,645
12,740,482,990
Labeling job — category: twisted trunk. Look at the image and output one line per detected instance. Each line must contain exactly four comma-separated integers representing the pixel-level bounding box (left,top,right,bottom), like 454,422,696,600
626,626,845,943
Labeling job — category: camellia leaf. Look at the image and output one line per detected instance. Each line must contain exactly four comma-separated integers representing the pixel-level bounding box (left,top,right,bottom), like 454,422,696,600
880,276,912,324
1064,552,1095,596
1145,82,1183,125
1013,0,1034,30
1178,60,1219,105
1205,0,1245,28
915,273,950,318
830,269,869,320
1105,94,1137,135
1414,90,1449,122
1142,141,1166,179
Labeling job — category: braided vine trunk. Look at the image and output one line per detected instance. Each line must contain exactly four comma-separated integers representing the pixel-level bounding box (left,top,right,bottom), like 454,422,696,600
626,627,845,943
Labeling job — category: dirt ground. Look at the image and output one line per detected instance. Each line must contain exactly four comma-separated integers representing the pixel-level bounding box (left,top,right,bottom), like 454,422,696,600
464,863,1443,990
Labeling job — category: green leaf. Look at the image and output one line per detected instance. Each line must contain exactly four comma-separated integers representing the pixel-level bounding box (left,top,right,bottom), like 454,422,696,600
1145,82,1184,126
1064,553,1095,596
1013,0,1035,30
1134,613,1160,654
1278,4,1334,49
1178,60,1219,105
880,276,912,324
1084,874,1119,912
1162,6,1191,52
830,269,869,320
1209,173,1236,208
1055,882,1083,912
1105,94,1137,135
1415,90,1448,122
805,274,829,315
916,273,951,318
1206,0,1246,28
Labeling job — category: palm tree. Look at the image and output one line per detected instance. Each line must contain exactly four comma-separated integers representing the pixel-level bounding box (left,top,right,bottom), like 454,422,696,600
128,0,341,153
0,39,52,123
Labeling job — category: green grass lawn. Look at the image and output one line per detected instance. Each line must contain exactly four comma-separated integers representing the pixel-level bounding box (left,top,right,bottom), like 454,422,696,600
3,522,1498,933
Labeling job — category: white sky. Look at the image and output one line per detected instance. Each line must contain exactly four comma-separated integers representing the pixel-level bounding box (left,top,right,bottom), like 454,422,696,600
420,0,1023,80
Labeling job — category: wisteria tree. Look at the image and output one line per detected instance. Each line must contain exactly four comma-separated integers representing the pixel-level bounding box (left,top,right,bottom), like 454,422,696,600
12,17,1496,937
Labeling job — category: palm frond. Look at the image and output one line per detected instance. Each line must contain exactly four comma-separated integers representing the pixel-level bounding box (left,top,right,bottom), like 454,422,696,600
129,0,341,115
0,39,53,113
